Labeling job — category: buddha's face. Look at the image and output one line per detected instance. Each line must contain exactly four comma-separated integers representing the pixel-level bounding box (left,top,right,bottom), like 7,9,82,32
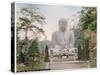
58,18,67,32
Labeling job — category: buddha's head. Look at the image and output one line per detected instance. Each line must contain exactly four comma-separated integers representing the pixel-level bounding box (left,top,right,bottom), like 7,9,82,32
58,18,68,32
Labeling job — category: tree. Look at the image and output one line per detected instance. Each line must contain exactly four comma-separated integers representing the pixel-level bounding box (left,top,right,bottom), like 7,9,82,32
17,7,46,65
74,28,89,60
79,7,97,67
79,7,97,32
27,39,41,69
17,7,46,52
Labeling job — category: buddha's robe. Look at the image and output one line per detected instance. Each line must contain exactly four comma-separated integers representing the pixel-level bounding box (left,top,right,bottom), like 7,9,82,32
51,30,75,50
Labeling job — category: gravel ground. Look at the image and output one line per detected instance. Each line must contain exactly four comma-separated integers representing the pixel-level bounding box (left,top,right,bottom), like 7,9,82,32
49,59,90,70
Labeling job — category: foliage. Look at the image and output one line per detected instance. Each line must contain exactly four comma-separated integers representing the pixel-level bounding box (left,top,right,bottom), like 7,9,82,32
16,7,46,71
17,39,45,71
17,7,46,53
79,7,97,33
17,8,46,38
26,39,44,70
78,7,97,67
74,28,89,60
28,39,39,53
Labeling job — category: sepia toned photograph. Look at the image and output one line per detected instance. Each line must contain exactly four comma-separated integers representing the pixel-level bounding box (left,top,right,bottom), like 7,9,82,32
11,2,97,72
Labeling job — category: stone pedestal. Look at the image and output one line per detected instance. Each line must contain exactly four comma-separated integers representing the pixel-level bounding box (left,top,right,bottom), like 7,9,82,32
49,48,78,61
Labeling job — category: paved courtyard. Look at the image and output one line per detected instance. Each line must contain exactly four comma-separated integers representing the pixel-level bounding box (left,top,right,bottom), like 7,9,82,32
49,58,90,70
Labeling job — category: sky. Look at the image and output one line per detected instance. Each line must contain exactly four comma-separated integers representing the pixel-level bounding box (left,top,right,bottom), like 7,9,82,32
16,3,82,41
